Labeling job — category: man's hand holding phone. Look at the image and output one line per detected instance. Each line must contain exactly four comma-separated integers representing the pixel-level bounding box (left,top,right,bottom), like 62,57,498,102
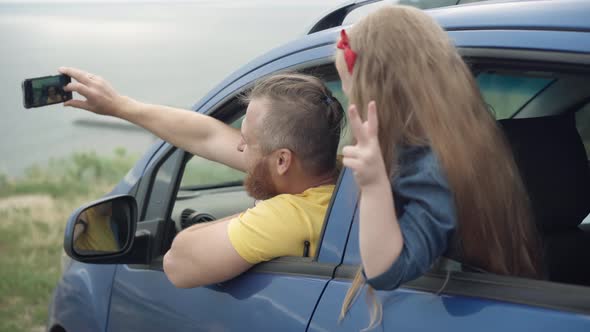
36,66,247,173
59,67,138,118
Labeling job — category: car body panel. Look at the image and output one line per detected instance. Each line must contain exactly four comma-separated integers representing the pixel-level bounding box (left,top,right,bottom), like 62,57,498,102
435,0,590,32
311,210,590,330
309,280,590,331
107,265,331,331
47,263,116,332
317,169,358,264
449,30,590,54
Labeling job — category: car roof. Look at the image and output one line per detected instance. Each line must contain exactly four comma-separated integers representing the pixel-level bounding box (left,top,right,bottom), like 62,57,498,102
432,0,590,32
192,0,590,112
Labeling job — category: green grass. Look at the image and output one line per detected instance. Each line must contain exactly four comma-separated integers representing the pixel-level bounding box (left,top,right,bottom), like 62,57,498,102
0,206,64,331
0,148,136,199
0,149,138,332
0,148,256,331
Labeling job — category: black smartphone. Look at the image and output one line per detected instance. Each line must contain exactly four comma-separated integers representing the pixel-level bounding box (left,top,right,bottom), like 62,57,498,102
22,74,72,109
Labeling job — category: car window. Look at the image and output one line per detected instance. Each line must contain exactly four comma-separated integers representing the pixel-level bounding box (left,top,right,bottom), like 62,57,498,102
476,72,554,119
179,116,245,189
325,80,352,151
342,67,590,274
326,80,347,106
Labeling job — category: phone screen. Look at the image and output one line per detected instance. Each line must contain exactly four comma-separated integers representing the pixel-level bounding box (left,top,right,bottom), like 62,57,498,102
22,74,72,109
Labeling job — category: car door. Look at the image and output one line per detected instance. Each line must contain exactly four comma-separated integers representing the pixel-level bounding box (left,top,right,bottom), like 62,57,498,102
105,48,357,330
106,169,357,332
309,212,590,331
313,124,590,331
308,46,590,331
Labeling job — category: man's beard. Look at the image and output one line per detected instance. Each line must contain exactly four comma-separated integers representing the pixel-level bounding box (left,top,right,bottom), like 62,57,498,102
244,157,280,200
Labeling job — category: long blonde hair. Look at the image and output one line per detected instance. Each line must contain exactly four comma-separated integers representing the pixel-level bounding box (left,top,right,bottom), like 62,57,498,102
339,5,543,328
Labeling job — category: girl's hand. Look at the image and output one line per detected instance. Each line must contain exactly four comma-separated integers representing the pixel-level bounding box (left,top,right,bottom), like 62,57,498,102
59,67,136,117
342,101,388,188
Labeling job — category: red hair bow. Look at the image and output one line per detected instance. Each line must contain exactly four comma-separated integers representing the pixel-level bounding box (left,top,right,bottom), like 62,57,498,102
337,29,357,74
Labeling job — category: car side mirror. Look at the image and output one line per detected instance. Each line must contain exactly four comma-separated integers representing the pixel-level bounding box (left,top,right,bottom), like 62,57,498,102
64,195,137,262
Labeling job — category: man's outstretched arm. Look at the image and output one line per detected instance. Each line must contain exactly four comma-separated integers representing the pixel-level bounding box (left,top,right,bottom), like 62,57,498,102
59,67,247,172
163,216,253,288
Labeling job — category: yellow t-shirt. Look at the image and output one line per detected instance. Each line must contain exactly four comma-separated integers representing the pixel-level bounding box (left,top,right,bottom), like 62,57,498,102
228,184,335,264
75,207,119,252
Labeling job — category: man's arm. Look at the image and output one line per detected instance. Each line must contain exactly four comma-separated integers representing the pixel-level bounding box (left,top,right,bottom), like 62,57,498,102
181,213,240,233
73,211,89,242
73,222,86,242
163,217,252,288
59,67,246,172
121,103,246,171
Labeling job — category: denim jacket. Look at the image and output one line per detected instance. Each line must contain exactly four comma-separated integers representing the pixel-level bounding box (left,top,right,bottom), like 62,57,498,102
365,146,458,290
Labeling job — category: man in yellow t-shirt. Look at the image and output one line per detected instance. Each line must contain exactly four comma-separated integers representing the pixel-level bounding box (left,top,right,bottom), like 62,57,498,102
59,67,343,289
161,74,344,288
228,184,334,264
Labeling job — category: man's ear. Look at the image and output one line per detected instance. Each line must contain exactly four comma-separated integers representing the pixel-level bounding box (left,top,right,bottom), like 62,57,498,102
274,149,293,176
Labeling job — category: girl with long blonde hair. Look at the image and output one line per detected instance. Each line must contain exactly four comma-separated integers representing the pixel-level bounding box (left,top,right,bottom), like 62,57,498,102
336,5,543,328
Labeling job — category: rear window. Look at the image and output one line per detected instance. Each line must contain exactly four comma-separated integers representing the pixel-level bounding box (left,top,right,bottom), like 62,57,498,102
476,71,590,158
476,72,554,120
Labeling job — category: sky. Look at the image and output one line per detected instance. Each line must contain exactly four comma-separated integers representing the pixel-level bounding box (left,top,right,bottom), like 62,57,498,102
0,0,347,4
0,0,351,175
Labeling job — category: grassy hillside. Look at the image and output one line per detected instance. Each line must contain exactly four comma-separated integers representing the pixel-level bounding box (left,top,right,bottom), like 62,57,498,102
0,149,136,332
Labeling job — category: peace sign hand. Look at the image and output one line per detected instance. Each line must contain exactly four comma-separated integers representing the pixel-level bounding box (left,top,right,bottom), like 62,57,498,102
342,101,388,189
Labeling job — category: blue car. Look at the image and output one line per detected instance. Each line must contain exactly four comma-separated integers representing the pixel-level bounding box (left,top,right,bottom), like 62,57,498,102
48,0,590,331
